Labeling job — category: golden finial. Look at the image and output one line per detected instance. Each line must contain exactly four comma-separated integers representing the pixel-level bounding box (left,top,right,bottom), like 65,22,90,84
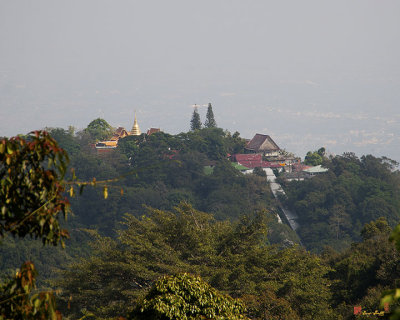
131,111,141,135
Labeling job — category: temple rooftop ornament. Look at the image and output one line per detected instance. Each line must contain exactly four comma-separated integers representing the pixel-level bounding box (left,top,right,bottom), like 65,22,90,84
131,111,141,136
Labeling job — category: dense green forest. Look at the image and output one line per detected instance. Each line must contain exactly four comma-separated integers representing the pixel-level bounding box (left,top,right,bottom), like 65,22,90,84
52,122,289,234
2,119,400,319
279,153,400,252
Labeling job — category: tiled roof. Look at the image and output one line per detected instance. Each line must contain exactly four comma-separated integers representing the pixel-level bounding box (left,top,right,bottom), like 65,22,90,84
235,154,262,162
115,127,127,135
246,134,280,152
147,128,161,135
233,154,283,169
292,163,312,172
110,127,129,141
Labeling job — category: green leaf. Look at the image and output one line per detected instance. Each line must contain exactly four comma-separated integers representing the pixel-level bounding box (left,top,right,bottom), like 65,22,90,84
6,144,13,154
103,186,108,199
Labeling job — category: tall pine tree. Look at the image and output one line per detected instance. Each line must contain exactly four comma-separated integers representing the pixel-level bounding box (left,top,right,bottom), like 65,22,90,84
190,106,202,131
204,103,217,128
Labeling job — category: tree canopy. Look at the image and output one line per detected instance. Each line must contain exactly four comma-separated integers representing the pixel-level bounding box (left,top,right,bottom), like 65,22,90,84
84,118,113,141
190,107,202,131
304,147,326,166
204,102,217,128
130,273,249,320
3,122,400,320
56,203,332,319
282,153,400,252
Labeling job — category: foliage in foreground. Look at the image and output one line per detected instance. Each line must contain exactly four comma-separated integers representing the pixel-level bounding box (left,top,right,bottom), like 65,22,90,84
0,262,60,320
130,273,248,320
0,131,70,246
57,203,334,319
381,223,400,319
3,126,400,319
0,131,70,319
322,218,400,319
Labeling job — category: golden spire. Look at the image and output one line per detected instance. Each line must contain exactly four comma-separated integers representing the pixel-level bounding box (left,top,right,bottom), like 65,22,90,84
131,111,141,136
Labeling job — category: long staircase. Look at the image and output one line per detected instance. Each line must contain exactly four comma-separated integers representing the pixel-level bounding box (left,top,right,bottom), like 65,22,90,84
264,168,300,231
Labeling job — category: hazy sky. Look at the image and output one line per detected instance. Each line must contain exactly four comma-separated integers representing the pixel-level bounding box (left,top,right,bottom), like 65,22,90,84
1,1,399,160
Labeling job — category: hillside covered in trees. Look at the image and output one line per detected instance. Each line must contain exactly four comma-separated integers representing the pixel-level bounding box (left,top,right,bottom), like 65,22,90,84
1,119,400,319
279,153,400,252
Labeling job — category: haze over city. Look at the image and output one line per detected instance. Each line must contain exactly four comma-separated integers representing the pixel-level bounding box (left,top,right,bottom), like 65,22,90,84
1,0,399,161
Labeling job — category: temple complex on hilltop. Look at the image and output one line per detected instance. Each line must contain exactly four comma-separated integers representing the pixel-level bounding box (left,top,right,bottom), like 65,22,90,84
95,112,160,152
231,133,299,173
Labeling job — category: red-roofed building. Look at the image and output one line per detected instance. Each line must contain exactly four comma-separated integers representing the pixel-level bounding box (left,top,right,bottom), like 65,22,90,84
292,163,312,172
147,128,161,136
233,154,283,169
109,127,129,141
